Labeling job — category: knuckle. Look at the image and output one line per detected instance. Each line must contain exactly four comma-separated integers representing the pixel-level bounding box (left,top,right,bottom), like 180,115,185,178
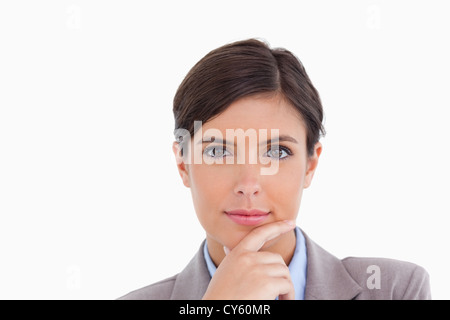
264,252,286,265
287,279,295,291
238,252,255,266
261,278,275,292
281,262,290,272
275,263,290,277
251,227,266,240
271,252,285,263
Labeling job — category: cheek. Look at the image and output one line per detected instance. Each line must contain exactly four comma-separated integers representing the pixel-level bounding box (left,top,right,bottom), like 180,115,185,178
268,163,305,215
189,165,229,220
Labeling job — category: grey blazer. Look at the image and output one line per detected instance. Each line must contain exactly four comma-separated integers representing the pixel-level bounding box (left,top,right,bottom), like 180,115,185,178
119,230,431,300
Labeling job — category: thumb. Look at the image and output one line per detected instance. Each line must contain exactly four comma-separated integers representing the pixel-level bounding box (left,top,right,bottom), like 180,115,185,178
223,246,230,255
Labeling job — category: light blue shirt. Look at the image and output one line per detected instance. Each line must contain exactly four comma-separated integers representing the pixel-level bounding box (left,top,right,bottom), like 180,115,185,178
203,226,307,300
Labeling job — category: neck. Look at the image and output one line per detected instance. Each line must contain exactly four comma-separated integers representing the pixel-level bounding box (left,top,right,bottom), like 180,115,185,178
206,228,297,267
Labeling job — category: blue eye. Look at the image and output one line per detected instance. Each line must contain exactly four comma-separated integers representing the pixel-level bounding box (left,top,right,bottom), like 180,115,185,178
265,146,292,160
203,146,232,158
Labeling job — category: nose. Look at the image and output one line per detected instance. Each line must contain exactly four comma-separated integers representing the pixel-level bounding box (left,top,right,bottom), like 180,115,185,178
233,164,262,197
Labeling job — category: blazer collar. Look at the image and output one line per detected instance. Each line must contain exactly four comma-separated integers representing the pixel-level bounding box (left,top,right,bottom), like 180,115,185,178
170,231,363,300
170,240,211,300
302,229,363,300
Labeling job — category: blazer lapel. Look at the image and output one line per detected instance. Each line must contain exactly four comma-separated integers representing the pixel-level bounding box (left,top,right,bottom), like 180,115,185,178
170,240,211,300
302,230,362,300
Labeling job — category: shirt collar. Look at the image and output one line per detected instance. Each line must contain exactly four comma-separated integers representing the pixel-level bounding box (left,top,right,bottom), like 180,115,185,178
203,226,308,300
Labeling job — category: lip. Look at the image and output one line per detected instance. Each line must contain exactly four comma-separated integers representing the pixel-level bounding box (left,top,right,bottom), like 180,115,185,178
225,209,270,226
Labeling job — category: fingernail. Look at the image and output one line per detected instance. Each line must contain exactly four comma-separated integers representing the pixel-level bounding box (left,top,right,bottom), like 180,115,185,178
223,246,230,255
284,220,295,226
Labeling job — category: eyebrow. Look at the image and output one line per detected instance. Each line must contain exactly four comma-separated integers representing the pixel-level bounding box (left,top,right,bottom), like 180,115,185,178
197,134,298,146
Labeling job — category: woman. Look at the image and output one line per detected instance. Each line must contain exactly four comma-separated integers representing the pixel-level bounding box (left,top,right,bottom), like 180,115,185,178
119,38,431,300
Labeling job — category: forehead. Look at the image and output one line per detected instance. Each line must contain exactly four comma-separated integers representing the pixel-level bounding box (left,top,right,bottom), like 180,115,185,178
202,94,306,139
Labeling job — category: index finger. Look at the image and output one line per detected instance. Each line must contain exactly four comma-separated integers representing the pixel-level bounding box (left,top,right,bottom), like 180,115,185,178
234,220,296,252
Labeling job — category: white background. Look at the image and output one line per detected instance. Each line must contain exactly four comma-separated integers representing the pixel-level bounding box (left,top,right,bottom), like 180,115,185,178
0,0,449,300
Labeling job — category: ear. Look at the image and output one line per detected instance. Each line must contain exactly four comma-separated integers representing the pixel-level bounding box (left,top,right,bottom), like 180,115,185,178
303,142,323,189
172,141,191,188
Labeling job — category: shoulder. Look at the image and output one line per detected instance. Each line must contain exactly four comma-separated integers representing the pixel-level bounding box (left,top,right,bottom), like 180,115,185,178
117,241,210,300
341,256,431,299
117,274,178,300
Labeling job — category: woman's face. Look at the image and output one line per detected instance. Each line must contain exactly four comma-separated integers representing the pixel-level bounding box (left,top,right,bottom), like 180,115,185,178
173,94,322,251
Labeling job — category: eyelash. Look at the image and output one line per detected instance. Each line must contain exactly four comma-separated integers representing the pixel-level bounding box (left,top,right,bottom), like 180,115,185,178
203,145,293,161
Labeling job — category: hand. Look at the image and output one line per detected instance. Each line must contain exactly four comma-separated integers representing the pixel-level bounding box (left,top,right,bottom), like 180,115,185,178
202,220,296,300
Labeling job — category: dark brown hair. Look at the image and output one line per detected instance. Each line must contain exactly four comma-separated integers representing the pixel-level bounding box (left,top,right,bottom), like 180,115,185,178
173,38,326,157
